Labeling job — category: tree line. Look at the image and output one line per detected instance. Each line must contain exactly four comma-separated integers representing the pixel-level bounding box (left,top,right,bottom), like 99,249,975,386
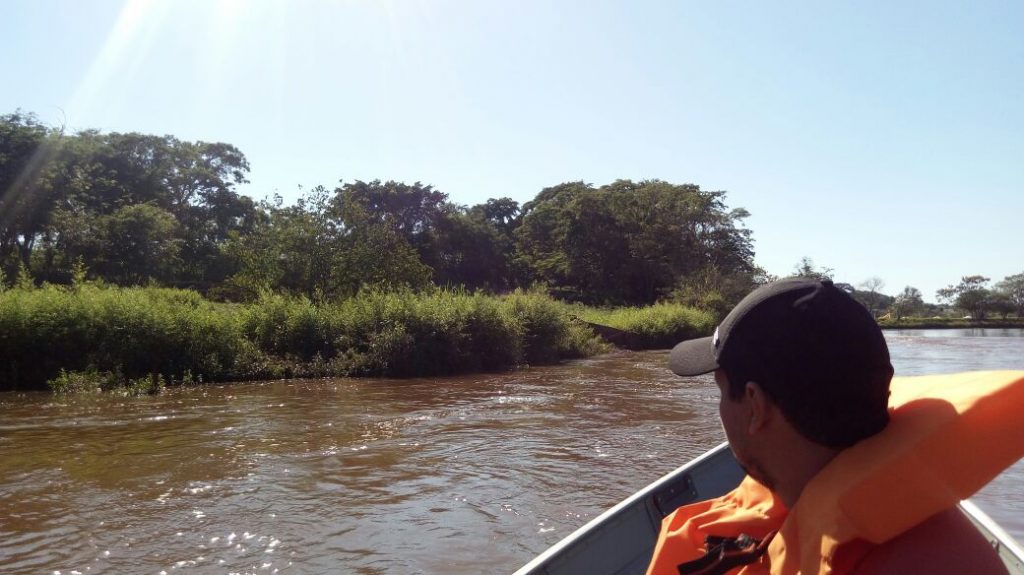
934,274,1024,320
789,257,1024,321
1,111,760,307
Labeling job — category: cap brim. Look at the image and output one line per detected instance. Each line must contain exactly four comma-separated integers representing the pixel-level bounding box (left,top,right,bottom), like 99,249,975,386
668,337,718,376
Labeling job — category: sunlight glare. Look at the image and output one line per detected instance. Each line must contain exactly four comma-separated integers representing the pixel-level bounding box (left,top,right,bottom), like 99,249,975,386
66,0,171,119
2,1,170,229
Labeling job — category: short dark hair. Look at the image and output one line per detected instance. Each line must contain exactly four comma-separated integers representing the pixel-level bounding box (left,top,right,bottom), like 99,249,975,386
721,358,891,449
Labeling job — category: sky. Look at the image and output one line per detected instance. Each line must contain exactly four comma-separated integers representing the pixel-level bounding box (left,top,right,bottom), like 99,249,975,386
3,0,1021,302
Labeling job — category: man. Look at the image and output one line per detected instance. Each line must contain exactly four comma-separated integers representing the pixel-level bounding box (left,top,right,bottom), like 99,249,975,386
647,277,1008,574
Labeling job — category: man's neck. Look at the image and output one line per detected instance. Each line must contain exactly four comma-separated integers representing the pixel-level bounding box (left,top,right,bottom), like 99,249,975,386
769,434,839,508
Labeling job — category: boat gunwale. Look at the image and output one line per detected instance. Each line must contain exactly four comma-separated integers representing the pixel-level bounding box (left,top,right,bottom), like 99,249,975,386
511,442,733,575
960,499,1024,570
512,443,1024,574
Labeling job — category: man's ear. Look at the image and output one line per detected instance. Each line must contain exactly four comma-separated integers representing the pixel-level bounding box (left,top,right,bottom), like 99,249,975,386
744,381,772,433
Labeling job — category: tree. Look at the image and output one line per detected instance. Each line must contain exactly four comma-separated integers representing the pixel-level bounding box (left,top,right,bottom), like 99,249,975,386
83,133,253,287
0,111,63,274
995,273,1024,317
336,192,433,294
35,206,107,283
514,182,591,299
669,265,759,318
222,186,432,301
937,276,992,319
860,277,884,295
432,209,516,291
514,180,756,306
471,197,521,234
333,180,448,260
100,204,183,285
854,277,889,318
891,286,924,320
988,292,1015,319
1,112,256,288
791,257,833,281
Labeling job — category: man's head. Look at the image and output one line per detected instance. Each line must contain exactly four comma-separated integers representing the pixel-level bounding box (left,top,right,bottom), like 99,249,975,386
669,277,893,450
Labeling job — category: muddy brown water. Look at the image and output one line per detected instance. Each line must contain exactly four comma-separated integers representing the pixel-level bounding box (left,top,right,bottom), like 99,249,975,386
1,329,1022,574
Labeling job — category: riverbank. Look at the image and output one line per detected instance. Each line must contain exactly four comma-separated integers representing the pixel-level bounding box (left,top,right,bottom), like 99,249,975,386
21,281,1014,396
0,284,715,394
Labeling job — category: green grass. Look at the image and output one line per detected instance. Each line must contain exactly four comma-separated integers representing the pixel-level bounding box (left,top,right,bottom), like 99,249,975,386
574,302,717,349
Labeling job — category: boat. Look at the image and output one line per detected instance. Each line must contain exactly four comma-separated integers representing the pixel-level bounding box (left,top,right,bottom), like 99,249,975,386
512,442,1024,575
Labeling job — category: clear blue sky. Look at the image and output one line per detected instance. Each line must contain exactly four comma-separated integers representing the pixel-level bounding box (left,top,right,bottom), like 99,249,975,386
3,0,1021,302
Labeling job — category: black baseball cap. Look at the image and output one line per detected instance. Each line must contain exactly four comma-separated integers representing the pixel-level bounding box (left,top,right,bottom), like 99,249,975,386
669,277,892,380
670,277,893,447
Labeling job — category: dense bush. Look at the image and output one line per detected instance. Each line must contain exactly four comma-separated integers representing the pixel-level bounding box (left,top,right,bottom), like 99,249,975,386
0,284,613,391
501,289,606,364
239,288,604,377
0,284,245,392
328,290,524,376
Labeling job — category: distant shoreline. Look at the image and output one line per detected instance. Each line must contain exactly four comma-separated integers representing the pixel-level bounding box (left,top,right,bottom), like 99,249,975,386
878,319,1024,330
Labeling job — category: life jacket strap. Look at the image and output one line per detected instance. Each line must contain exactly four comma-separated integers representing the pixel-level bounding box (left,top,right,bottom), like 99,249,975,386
677,531,777,575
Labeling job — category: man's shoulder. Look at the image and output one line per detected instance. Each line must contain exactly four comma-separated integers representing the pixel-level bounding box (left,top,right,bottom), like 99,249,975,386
852,507,1008,575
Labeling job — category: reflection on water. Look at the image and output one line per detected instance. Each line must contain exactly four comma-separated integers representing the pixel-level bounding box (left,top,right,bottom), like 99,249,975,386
0,330,1021,574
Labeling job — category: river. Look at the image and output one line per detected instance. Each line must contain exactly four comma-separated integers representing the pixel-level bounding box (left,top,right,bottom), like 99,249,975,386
1,329,1022,574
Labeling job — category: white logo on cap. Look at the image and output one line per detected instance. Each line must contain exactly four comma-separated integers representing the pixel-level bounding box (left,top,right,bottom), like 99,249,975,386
712,327,720,349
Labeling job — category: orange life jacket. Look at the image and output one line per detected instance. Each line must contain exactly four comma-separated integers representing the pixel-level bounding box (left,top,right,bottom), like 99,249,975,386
646,370,1024,575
